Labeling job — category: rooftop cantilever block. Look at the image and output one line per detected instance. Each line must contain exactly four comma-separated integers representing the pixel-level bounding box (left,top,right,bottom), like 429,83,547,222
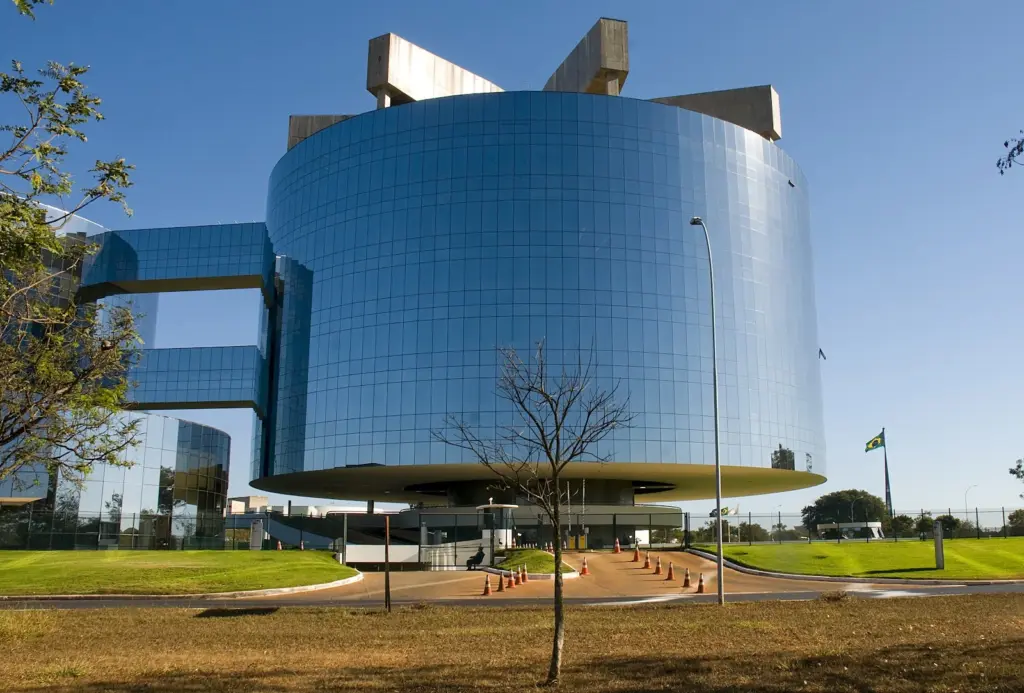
287,115,354,150
544,17,628,95
651,85,782,141
366,33,503,108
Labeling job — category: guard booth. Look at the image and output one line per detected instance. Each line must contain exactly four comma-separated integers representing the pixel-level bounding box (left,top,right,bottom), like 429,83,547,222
476,500,518,567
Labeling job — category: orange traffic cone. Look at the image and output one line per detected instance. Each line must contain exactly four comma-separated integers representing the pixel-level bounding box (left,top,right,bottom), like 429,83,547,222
696,573,705,593
483,576,492,596
666,562,675,581
276,540,282,551
507,572,516,589
580,557,590,576
631,546,640,562
654,556,662,575
497,572,505,592
643,552,651,570
521,565,529,583
514,568,522,586
614,538,621,554
683,568,691,588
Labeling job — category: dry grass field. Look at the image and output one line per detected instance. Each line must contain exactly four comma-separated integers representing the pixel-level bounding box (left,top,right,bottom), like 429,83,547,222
1,594,1022,691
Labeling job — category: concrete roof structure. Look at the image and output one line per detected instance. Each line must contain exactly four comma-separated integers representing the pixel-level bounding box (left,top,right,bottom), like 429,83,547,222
652,86,783,141
544,17,629,96
366,32,504,109
286,19,786,151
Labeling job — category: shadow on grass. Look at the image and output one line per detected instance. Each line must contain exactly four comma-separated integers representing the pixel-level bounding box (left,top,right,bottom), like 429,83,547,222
10,639,1024,693
194,607,280,618
573,639,1024,693
859,567,939,575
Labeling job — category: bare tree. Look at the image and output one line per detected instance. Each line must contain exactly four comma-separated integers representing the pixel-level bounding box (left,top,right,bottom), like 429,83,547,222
434,342,633,686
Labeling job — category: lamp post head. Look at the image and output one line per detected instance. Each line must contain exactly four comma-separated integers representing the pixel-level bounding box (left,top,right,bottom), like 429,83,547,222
689,216,703,226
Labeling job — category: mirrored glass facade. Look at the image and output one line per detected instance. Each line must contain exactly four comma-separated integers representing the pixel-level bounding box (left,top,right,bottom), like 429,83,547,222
258,92,825,500
131,345,268,416
0,414,230,549
0,208,233,548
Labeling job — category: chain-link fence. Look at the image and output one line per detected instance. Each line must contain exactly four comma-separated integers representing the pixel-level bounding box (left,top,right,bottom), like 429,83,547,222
3,504,1022,554
681,508,1024,545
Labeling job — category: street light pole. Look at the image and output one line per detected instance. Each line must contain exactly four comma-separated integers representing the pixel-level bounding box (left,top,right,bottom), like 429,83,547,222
690,216,724,606
964,485,977,525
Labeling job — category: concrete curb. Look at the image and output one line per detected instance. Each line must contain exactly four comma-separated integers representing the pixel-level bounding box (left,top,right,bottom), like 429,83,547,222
0,571,364,601
481,567,580,581
685,548,1024,586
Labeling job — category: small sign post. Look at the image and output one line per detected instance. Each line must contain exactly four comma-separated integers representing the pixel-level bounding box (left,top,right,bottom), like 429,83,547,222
933,520,945,570
384,514,392,613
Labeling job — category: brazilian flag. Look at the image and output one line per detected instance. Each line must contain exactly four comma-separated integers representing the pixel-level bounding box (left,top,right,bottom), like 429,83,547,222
865,431,885,453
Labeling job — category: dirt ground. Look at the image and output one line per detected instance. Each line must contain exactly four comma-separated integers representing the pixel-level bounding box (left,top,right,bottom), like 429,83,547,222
282,549,851,602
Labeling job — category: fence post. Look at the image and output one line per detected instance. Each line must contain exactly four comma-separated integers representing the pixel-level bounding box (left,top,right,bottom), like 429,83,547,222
748,511,752,545
343,513,349,564
684,512,690,549
612,513,617,547
648,514,652,549
976,507,981,539
1003,507,1007,538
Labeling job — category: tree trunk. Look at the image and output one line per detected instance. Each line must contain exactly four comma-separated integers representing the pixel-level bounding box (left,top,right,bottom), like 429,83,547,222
546,476,565,686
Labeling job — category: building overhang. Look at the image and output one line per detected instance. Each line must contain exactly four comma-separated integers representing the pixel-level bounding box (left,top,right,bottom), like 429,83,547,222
251,462,826,503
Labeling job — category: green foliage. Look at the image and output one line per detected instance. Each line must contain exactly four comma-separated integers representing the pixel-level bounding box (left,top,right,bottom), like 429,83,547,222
914,512,934,535
495,548,571,574
801,489,888,533
736,522,770,542
1010,458,1023,497
999,131,1024,175
1007,509,1024,528
770,444,795,470
889,514,915,537
11,0,52,19
935,514,962,535
1,1,139,486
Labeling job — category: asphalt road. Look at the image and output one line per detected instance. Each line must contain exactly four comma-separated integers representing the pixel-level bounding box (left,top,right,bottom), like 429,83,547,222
2,581,1022,610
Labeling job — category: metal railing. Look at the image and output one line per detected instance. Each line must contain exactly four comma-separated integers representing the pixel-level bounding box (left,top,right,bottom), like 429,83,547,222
3,505,1021,552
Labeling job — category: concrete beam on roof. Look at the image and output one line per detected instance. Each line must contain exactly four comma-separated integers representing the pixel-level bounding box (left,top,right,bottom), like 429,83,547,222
287,115,354,150
651,85,782,141
544,18,629,96
366,33,503,109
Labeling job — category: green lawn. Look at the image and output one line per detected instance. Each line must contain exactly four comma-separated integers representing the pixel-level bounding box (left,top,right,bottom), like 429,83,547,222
695,537,1024,580
0,551,358,596
495,548,573,574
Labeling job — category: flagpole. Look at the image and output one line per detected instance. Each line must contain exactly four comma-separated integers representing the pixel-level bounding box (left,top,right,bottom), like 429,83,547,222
883,427,893,517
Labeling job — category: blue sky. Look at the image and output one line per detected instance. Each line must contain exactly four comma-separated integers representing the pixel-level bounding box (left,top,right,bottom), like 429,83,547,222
5,1,1023,515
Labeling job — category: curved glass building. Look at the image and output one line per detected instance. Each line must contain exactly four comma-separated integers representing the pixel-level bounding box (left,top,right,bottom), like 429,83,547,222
258,91,824,504
75,19,826,510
